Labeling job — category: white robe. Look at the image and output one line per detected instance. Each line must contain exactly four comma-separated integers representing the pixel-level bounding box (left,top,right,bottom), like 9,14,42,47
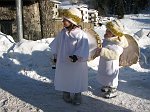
50,28,89,93
97,37,124,88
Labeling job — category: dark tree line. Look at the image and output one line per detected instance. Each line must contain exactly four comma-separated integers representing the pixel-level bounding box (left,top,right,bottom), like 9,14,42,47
82,0,150,18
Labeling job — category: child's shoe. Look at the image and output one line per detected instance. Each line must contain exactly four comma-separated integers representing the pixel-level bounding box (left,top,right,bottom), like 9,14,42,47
72,93,82,105
63,92,72,103
101,86,110,92
103,88,117,99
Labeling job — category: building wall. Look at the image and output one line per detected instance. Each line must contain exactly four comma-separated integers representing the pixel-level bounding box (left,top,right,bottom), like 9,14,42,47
79,6,88,23
51,3,60,19
88,9,99,26
0,3,42,41
23,3,41,40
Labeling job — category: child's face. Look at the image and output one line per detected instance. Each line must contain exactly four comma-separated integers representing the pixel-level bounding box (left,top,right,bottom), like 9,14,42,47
104,29,115,38
62,18,72,28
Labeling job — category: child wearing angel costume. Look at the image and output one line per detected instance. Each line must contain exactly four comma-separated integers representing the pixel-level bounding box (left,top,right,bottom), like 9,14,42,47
49,8,89,105
94,19,128,99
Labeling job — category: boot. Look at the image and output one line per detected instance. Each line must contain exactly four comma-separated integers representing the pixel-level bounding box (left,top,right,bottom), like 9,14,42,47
63,92,72,103
72,93,82,105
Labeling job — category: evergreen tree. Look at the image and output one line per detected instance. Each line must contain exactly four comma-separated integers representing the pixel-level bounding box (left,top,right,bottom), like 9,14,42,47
82,0,149,15
114,0,125,18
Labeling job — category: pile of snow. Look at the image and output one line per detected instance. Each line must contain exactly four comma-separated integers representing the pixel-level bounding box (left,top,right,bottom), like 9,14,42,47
0,33,54,83
120,14,150,35
0,32,15,53
134,29,150,38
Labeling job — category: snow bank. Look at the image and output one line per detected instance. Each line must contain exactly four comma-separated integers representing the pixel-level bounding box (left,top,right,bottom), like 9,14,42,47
0,33,54,79
0,32,15,53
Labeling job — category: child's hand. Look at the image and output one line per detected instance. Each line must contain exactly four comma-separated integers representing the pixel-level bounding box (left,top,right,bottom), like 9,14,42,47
69,55,78,62
93,48,101,59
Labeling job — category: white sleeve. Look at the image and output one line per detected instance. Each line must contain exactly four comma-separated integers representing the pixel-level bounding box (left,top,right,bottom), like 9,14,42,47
100,45,123,60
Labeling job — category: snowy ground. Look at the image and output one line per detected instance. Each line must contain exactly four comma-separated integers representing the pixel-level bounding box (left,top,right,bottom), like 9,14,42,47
0,13,150,112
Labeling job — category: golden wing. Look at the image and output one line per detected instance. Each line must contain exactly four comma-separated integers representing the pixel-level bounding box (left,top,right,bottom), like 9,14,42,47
83,28,102,61
119,34,140,66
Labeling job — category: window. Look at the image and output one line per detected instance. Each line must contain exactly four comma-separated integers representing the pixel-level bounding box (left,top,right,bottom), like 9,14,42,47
55,5,58,8
0,20,13,35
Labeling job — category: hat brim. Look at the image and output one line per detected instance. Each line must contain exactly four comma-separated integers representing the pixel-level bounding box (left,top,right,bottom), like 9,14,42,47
63,17,78,26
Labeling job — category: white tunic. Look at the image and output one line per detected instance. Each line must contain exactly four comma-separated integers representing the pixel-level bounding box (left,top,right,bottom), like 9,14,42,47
97,37,124,88
50,28,89,93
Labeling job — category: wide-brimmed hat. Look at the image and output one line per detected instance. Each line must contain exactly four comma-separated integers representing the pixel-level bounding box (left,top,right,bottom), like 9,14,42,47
106,19,124,37
63,8,82,26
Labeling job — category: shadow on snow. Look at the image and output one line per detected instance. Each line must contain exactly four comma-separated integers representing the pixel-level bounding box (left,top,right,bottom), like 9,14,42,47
88,65,150,101
0,51,132,112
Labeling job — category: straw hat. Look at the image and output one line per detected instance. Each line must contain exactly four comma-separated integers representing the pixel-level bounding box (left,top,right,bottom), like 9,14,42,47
63,8,82,26
106,19,124,37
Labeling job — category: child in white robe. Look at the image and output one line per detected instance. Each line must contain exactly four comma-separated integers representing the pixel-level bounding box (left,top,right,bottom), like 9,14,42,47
49,8,89,105
94,19,128,99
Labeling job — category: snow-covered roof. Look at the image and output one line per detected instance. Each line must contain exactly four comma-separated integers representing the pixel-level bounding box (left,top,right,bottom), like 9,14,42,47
59,5,78,9
60,3,88,9
88,9,98,12
60,1,71,5
50,0,61,4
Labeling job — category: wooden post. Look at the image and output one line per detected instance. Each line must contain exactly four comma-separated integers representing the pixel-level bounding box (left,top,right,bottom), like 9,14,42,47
16,0,23,41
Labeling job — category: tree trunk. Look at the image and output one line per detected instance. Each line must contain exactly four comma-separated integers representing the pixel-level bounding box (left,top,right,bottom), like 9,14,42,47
39,0,54,38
